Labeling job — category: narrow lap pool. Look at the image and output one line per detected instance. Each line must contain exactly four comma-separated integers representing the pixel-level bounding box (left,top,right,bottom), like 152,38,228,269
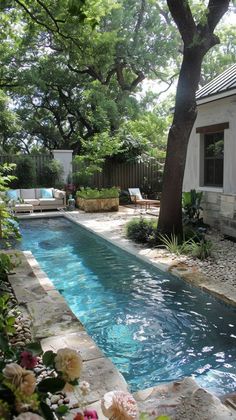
19,217,236,394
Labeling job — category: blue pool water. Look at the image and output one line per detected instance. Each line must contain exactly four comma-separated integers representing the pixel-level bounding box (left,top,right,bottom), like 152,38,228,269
19,217,236,394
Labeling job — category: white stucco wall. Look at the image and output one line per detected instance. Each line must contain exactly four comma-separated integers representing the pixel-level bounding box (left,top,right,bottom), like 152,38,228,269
53,150,73,183
183,95,236,194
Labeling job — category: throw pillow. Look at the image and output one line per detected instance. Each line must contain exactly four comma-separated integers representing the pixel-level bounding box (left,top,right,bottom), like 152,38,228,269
40,188,53,198
7,190,19,200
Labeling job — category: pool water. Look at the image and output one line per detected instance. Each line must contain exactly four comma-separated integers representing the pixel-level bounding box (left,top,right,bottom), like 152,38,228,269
19,217,236,394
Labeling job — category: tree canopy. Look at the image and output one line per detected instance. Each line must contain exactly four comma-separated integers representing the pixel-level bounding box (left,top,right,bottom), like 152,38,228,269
0,0,235,170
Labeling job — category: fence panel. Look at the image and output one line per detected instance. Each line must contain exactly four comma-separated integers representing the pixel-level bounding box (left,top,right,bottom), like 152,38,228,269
73,160,165,192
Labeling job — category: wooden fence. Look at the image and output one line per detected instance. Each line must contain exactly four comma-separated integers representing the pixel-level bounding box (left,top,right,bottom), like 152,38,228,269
0,154,51,180
0,155,165,193
73,160,165,193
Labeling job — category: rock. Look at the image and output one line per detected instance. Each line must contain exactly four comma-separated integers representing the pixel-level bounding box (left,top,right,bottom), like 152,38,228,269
51,395,60,404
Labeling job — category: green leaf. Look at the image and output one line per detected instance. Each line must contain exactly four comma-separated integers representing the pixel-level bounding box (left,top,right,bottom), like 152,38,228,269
37,377,65,394
42,350,56,367
6,325,15,334
6,316,15,326
25,341,43,356
0,333,9,351
139,414,150,420
55,405,69,415
40,401,55,420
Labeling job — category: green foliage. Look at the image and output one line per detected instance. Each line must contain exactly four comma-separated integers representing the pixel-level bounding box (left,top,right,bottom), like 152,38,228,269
126,217,157,245
158,233,213,260
74,131,123,174
182,189,204,226
182,238,213,260
0,253,15,277
15,156,36,188
0,294,15,336
72,171,92,188
39,159,64,188
76,186,119,199
0,164,21,246
158,233,182,255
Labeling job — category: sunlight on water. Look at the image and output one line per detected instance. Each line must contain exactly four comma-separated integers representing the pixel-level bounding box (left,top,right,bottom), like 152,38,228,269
19,217,236,394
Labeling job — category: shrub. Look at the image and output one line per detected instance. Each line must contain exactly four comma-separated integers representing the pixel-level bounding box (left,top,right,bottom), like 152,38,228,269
39,159,64,188
126,217,157,245
158,233,213,260
15,156,36,188
76,187,120,199
72,171,92,188
119,190,131,205
182,238,213,260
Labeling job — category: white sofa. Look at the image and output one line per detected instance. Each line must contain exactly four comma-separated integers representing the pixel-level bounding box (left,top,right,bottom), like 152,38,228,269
7,188,66,212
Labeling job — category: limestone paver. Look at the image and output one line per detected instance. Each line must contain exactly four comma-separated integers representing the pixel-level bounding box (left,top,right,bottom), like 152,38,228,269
134,377,236,419
67,357,128,405
27,294,83,339
41,331,105,361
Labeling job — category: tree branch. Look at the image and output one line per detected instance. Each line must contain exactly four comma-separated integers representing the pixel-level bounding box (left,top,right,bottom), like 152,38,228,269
133,0,146,48
207,0,230,32
166,0,196,45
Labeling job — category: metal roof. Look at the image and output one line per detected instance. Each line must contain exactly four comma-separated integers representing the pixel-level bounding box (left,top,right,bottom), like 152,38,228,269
196,63,236,101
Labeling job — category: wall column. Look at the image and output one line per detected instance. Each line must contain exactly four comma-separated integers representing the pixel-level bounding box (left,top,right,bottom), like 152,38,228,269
52,150,73,183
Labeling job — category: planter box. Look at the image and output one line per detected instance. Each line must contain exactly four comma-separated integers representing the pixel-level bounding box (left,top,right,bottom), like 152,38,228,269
76,197,119,212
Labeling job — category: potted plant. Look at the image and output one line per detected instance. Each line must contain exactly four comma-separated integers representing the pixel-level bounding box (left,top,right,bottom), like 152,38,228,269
76,187,120,212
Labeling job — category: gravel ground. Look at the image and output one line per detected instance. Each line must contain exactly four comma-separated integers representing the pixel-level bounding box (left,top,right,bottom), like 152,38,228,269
165,229,236,288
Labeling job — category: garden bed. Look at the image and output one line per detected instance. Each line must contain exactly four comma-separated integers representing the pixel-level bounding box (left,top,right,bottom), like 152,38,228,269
76,197,119,213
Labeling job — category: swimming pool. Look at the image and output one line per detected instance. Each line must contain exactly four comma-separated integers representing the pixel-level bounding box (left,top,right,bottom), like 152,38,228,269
19,217,236,394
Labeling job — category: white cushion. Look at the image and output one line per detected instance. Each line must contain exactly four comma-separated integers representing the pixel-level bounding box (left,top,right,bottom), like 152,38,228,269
53,189,65,199
128,188,143,201
35,188,41,199
24,198,40,206
20,189,36,199
39,198,62,206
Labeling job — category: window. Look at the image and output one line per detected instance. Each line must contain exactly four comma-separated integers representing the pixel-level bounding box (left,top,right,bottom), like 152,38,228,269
204,132,224,187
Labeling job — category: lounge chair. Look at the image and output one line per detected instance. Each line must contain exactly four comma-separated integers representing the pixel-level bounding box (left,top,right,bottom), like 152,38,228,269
128,188,160,210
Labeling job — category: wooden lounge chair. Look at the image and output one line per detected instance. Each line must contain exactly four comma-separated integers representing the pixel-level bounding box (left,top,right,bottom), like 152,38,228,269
128,188,160,210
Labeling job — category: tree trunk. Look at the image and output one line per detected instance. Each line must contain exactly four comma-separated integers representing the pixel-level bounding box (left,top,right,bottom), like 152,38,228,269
157,47,204,237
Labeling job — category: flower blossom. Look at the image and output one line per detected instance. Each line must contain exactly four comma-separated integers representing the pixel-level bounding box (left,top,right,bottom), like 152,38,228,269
54,348,83,382
3,363,36,396
79,380,90,396
74,410,98,420
20,351,38,369
101,390,138,420
84,409,98,419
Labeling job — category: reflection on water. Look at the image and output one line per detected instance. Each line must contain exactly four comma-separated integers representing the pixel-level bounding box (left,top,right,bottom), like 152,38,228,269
19,217,236,394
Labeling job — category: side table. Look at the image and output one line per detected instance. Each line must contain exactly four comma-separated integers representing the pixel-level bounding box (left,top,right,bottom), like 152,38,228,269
13,204,33,214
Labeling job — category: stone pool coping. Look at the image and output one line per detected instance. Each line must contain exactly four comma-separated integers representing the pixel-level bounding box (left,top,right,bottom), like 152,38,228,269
10,209,236,418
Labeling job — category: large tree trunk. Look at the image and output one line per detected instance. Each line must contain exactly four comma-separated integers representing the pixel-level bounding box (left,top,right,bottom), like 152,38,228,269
157,0,230,238
157,48,204,236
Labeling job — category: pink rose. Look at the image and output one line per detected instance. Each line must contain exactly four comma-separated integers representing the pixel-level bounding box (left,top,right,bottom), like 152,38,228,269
20,351,38,369
101,390,138,420
84,409,98,419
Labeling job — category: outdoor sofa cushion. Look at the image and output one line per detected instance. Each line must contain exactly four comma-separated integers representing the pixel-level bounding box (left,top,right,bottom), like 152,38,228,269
23,198,40,206
38,198,63,206
21,188,36,199
7,189,21,201
40,188,53,198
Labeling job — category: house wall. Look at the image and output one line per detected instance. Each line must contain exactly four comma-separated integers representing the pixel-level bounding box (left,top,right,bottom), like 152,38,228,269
183,95,236,237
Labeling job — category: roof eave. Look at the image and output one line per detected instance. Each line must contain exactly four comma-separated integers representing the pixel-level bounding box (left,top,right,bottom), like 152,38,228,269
196,88,236,106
